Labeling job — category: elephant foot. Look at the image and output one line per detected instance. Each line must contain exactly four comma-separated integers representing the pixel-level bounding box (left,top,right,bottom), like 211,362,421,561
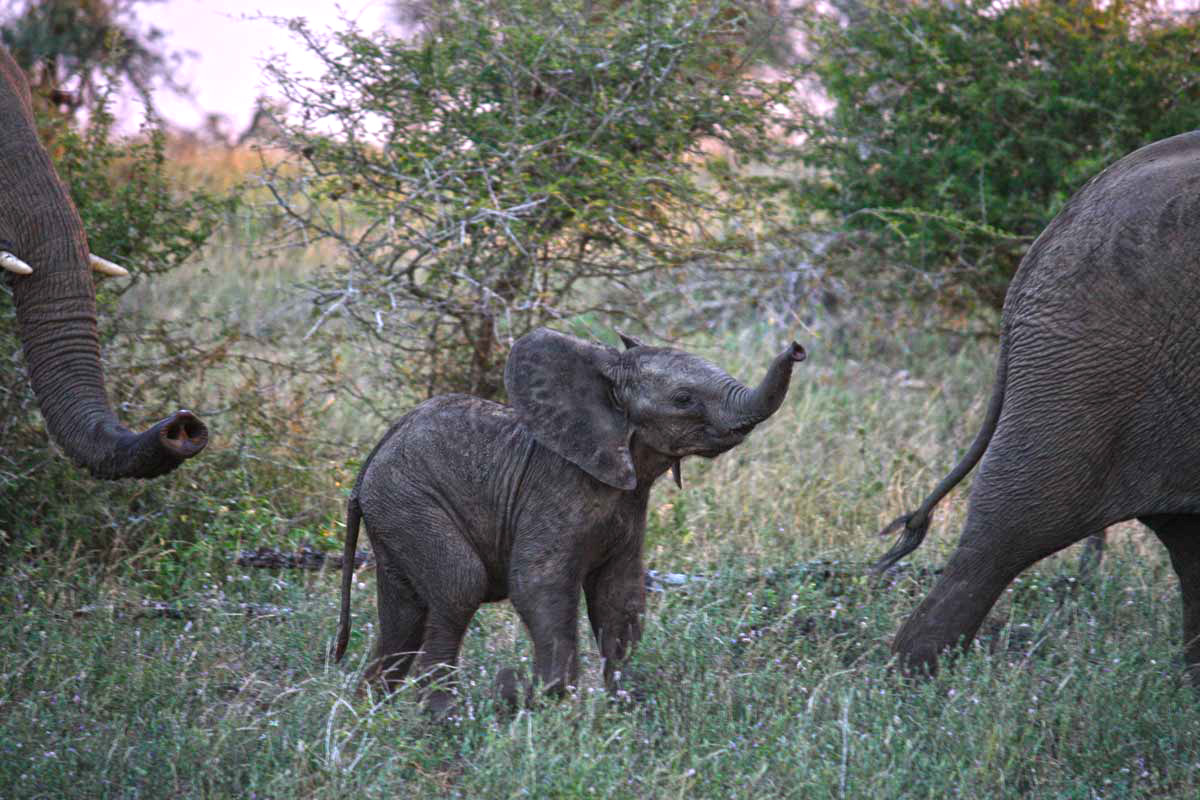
493,667,532,714
1076,532,1107,584
423,688,463,721
1181,660,1200,692
891,631,954,678
604,666,647,705
361,659,410,698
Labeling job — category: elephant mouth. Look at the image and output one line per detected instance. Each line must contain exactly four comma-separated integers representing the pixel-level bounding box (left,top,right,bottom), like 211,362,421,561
667,426,750,461
694,437,743,459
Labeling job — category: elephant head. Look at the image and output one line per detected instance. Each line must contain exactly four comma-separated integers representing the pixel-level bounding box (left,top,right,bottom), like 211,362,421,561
505,328,805,490
0,46,207,479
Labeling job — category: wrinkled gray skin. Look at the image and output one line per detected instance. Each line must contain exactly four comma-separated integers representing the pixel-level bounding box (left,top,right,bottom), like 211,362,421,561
336,328,806,713
0,46,207,479
878,131,1200,679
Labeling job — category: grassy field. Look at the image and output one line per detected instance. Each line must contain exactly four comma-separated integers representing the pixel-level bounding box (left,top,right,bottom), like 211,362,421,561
3,226,1200,798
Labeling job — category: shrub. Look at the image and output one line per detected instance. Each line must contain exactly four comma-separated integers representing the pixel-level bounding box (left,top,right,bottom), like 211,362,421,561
793,0,1200,311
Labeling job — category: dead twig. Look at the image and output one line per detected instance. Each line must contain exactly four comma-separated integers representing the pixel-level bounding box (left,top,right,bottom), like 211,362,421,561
72,599,293,620
234,544,372,571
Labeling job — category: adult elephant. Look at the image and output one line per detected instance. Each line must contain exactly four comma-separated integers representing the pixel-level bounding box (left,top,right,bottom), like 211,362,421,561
0,46,207,478
877,130,1200,679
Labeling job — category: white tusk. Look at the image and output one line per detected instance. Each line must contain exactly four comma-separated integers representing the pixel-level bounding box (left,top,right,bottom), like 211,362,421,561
1,251,33,275
89,254,130,278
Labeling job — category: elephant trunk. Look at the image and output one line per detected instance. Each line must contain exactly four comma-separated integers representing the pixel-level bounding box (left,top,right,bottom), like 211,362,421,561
726,341,806,428
13,252,208,479
3,91,207,478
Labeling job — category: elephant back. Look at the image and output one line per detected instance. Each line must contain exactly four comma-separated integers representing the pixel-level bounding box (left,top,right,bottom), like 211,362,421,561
1004,130,1200,321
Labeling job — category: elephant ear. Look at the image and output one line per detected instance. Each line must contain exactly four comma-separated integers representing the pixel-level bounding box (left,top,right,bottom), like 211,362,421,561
616,329,645,350
505,328,636,491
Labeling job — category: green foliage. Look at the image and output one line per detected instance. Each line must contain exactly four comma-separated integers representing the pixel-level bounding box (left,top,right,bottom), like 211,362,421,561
3,286,1196,797
795,0,1200,310
50,101,234,290
266,0,791,397
4,538,1200,798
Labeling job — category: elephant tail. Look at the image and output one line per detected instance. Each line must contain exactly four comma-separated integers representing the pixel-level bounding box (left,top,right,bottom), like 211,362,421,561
874,335,1011,572
334,493,362,663
333,418,407,662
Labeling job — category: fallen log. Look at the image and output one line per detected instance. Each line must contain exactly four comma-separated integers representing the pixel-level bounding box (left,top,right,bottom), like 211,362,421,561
72,599,293,620
234,544,372,571
231,547,920,593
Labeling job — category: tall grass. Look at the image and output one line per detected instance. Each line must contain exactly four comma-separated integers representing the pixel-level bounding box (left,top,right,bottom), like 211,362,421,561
2,528,1195,798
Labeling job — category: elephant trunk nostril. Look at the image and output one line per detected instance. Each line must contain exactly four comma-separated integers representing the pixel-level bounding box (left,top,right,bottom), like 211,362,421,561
159,410,209,458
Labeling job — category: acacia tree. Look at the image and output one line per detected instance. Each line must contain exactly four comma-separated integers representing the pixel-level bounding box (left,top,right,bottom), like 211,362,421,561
794,0,1200,312
263,0,790,399
0,0,185,116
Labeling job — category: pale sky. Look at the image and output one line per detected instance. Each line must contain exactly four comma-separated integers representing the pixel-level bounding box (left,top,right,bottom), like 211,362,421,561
131,1,394,135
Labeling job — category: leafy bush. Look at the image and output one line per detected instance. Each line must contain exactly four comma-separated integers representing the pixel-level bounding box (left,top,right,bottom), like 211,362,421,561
264,0,792,398
794,0,1200,311
51,103,229,285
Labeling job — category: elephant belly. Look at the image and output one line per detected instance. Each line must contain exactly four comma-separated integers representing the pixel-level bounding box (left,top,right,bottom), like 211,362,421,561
976,317,1200,530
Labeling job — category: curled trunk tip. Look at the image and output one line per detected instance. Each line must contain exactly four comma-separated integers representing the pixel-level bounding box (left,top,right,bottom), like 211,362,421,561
731,340,807,425
78,409,210,480
158,410,208,460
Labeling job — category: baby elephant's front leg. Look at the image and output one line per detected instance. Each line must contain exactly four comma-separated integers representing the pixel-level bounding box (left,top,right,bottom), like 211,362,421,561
510,576,581,697
585,552,646,694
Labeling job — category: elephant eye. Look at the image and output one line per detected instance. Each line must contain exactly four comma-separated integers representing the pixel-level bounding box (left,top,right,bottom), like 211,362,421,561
671,391,694,409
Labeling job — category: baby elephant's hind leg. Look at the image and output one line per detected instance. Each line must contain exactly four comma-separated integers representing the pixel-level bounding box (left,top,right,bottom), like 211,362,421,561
398,514,490,716
411,607,481,717
363,558,427,694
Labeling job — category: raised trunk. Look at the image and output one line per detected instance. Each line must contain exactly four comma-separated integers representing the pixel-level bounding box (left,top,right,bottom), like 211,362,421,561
727,341,806,426
2,46,207,479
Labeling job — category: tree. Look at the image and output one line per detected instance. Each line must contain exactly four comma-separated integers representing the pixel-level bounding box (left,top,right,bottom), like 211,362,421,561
794,0,1200,311
263,0,790,399
0,0,186,116
389,0,797,66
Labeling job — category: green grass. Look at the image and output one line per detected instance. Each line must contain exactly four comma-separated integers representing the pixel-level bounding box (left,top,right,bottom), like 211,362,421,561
4,285,1200,798
2,541,1197,798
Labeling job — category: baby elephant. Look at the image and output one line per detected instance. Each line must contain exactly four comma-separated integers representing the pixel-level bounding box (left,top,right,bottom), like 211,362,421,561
334,327,805,713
